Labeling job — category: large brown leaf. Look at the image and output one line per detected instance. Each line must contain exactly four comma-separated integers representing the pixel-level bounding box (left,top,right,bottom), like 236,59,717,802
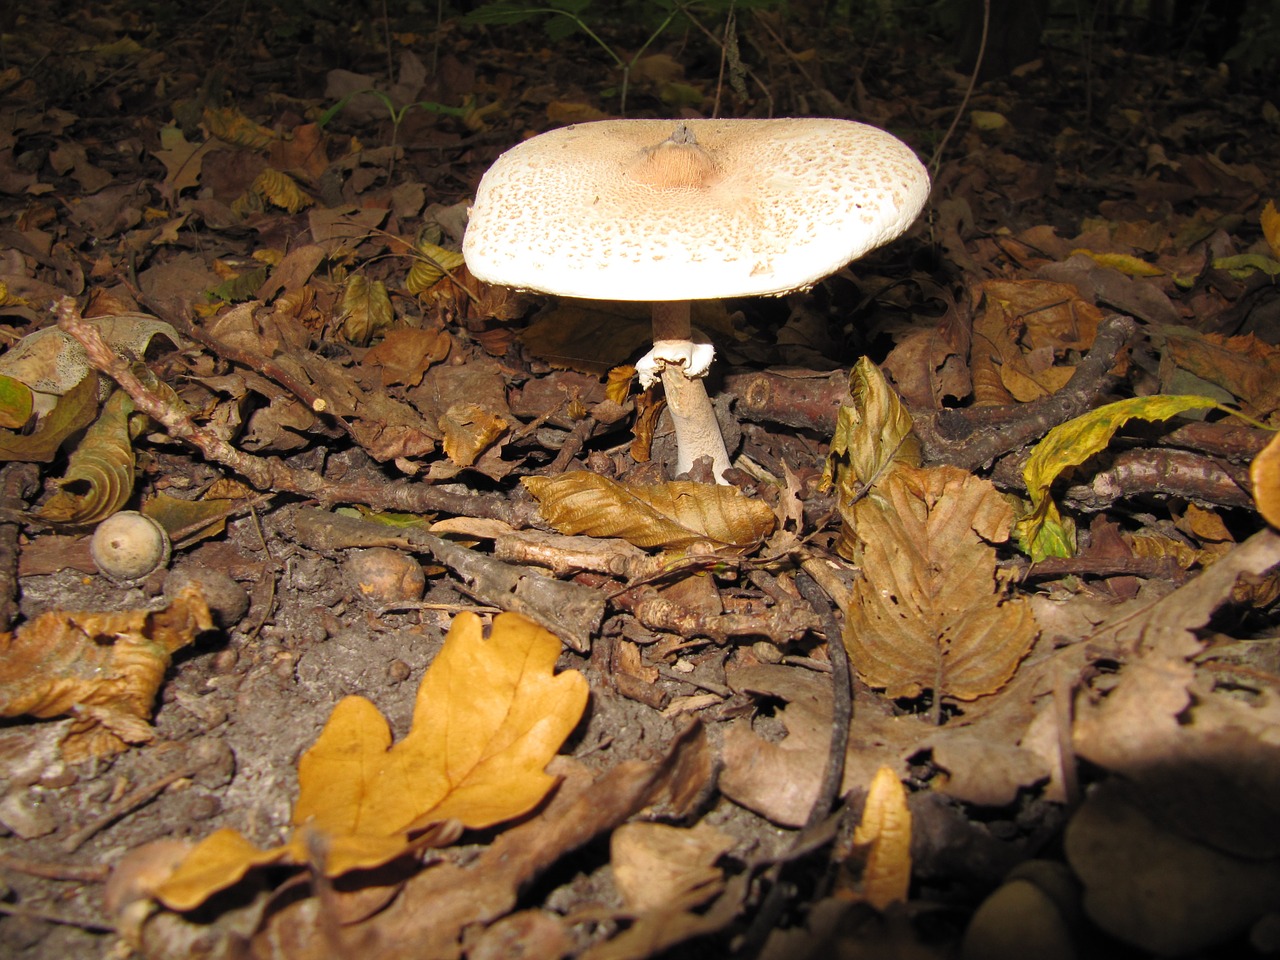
844,465,1037,700
523,473,775,551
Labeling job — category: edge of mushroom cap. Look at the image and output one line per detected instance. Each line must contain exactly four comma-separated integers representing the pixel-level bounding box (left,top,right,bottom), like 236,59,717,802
462,117,930,302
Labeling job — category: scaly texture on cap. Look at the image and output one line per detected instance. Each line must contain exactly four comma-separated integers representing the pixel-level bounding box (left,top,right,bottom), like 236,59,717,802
463,118,929,302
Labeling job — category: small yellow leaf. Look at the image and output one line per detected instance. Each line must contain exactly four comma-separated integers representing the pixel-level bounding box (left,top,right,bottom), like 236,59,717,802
606,365,636,405
406,239,465,295
524,473,775,551
439,401,509,468
853,767,912,910
1016,395,1219,560
971,110,1009,131
1070,249,1164,277
202,106,278,149
251,169,312,213
822,356,921,507
340,275,393,346
1251,430,1280,529
1262,200,1280,260
149,829,293,913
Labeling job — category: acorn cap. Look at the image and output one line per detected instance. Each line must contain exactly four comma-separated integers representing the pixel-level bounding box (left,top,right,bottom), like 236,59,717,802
462,117,930,302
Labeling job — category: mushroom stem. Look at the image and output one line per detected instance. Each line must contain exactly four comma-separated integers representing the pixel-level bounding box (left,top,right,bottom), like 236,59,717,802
651,301,732,482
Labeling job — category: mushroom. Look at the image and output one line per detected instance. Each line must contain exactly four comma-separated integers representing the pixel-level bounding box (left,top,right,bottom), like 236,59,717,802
462,118,929,482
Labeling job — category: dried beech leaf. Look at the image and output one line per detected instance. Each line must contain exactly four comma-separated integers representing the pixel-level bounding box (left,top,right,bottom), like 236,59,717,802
339,274,393,346
851,766,912,910
38,389,140,526
610,822,732,913
250,168,312,213
440,401,509,468
845,465,1037,700
0,585,213,761
405,239,465,295
0,372,99,464
363,327,451,388
822,356,921,506
203,105,279,148
523,473,775,551
1015,394,1219,561
153,612,587,911
1164,332,1280,417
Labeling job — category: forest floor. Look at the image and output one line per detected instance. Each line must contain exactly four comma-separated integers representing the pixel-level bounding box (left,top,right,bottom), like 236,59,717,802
1,3,1279,958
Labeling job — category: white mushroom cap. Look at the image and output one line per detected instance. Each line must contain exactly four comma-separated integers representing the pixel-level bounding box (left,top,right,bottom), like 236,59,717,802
463,118,929,302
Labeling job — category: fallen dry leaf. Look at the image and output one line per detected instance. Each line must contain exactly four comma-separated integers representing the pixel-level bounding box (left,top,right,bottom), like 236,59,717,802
1165,331,1280,417
611,821,732,913
152,611,588,910
361,326,451,387
0,585,213,761
1015,393,1219,561
845,465,1037,700
37,389,139,526
439,400,509,468
524,472,775,551
850,766,912,910
823,356,921,513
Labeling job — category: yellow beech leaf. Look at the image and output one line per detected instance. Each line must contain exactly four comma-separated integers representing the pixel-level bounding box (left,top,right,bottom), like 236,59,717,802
202,105,279,149
439,401,509,468
523,473,775,551
406,239,466,295
822,356,921,517
153,612,586,911
1070,249,1164,277
1263,200,1280,260
1252,430,1280,529
339,274,393,346
1015,395,1219,561
248,168,312,213
845,465,1037,701
852,767,912,910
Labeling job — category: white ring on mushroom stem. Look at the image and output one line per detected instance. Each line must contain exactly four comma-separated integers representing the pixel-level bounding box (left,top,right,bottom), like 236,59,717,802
636,339,717,390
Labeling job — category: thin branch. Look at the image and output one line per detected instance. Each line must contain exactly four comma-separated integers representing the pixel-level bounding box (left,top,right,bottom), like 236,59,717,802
54,298,540,527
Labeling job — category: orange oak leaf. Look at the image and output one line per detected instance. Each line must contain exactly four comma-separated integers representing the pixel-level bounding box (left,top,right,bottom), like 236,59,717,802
153,611,588,911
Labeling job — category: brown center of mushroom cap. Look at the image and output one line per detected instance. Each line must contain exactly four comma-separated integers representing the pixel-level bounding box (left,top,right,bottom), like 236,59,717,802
627,123,719,190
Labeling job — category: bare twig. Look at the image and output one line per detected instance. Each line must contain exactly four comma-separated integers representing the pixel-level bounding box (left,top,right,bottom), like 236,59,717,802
0,462,38,631
1062,447,1253,511
929,0,989,173
0,853,109,883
